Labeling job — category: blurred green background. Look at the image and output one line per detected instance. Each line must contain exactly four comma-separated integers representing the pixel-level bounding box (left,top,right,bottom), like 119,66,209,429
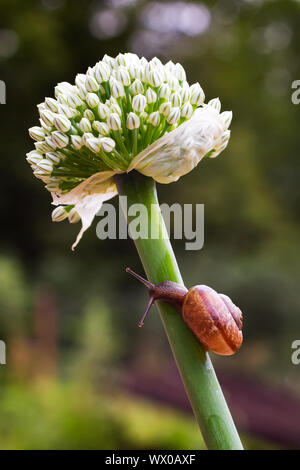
0,0,300,450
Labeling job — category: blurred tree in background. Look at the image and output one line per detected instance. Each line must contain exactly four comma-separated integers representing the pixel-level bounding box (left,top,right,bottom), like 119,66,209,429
0,0,300,449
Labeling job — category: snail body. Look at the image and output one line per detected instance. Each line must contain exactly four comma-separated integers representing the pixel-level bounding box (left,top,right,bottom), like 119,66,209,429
126,268,243,356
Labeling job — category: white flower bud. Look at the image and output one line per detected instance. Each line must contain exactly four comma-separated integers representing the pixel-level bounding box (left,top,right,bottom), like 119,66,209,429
79,117,92,133
40,119,52,132
59,104,79,119
167,75,179,91
85,76,100,93
117,66,131,86
94,61,110,83
130,79,144,96
148,111,160,127
174,63,186,81
67,93,84,108
166,107,180,125
33,170,50,181
107,113,122,131
40,109,55,127
26,150,43,165
37,102,46,112
220,111,233,129
51,131,69,149
170,92,182,107
85,92,100,109
116,53,126,67
35,141,52,153
128,63,137,79
148,68,163,87
110,78,125,98
75,74,86,88
150,57,163,68
126,112,140,130
181,102,193,119
165,60,176,73
68,208,81,224
98,103,110,120
37,159,53,174
159,83,171,100
140,57,148,68
100,137,116,153
220,130,231,144
190,83,205,106
29,126,45,142
92,121,110,135
140,111,148,121
46,180,60,192
159,102,171,117
83,109,95,122
46,152,61,164
82,133,94,146
109,102,122,115
71,135,83,150
53,115,71,133
45,97,59,112
52,206,68,222
132,94,147,113
103,54,115,69
56,93,68,105
55,82,74,96
180,87,190,103
208,98,221,113
77,85,87,100
126,53,139,64
86,66,95,77
86,137,101,153
146,88,157,104
45,136,58,150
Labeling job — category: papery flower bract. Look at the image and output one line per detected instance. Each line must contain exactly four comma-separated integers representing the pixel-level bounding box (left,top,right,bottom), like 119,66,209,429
27,53,232,249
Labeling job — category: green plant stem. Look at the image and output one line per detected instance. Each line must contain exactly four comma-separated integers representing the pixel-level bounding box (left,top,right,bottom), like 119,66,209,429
115,171,243,450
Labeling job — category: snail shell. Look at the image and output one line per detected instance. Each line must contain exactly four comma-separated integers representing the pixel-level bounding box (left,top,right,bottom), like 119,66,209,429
182,285,243,355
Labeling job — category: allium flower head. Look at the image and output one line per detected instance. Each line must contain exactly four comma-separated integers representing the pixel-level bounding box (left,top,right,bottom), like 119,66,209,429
27,53,232,249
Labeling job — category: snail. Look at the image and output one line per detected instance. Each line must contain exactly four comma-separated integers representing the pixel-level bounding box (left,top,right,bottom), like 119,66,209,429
126,268,243,356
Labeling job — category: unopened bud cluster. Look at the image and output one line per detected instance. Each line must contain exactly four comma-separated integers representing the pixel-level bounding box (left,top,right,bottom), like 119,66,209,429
26,53,211,195
27,54,232,239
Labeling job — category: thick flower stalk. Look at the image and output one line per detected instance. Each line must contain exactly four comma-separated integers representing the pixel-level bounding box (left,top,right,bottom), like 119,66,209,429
26,53,242,449
27,53,232,249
